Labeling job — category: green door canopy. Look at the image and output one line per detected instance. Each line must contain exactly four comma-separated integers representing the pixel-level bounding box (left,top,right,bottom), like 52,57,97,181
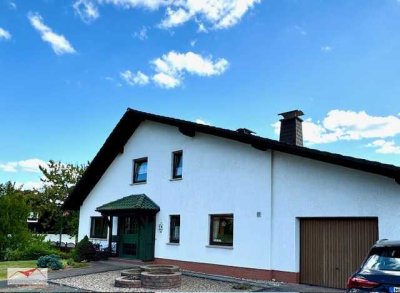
96,194,160,215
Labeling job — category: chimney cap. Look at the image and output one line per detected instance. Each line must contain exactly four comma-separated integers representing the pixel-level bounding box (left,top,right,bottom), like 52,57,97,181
278,110,304,120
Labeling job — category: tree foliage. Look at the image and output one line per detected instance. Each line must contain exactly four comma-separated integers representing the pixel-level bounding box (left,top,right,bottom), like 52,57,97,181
0,182,31,259
34,160,87,237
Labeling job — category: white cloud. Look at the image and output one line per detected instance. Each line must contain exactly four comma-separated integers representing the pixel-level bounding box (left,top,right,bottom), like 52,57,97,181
0,159,48,173
15,180,44,191
197,22,207,33
162,0,261,29
190,39,196,47
195,118,211,125
151,51,229,88
0,28,11,41
73,0,100,23
28,12,76,55
152,72,181,88
98,0,166,10
321,45,332,52
120,70,150,85
85,0,260,30
367,140,400,154
273,110,400,146
121,51,229,89
133,26,148,40
159,7,192,28
153,51,229,76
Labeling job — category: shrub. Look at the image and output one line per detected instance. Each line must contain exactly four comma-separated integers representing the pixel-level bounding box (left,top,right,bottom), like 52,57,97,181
66,258,74,266
58,250,72,259
37,254,64,270
72,236,96,262
5,235,58,261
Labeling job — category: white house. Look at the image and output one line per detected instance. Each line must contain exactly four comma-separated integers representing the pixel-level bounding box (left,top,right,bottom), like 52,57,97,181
64,109,400,289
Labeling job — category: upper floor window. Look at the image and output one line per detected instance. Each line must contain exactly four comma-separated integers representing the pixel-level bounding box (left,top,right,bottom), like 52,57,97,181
133,157,147,183
90,217,108,239
169,215,180,243
172,151,182,179
210,214,234,246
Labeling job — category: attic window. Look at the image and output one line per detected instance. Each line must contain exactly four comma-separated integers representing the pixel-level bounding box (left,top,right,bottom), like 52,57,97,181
133,157,148,183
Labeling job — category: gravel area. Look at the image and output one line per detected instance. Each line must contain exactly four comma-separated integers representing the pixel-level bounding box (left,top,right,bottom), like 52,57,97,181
52,270,265,292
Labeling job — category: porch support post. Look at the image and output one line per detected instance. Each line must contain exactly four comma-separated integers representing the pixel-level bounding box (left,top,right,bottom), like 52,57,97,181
108,216,113,254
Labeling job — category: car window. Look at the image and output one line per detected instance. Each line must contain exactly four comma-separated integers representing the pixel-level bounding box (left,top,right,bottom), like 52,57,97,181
363,247,400,271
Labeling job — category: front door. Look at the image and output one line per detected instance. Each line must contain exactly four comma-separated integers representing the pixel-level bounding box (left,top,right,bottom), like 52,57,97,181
118,214,156,260
119,216,140,259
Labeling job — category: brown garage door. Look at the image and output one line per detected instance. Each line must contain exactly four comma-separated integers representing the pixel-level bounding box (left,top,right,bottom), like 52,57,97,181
300,218,378,289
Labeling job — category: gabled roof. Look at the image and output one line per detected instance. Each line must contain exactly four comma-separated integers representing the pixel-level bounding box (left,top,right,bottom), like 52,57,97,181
63,108,400,210
96,194,160,214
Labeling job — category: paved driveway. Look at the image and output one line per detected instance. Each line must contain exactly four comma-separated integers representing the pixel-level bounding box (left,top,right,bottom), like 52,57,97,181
0,259,345,292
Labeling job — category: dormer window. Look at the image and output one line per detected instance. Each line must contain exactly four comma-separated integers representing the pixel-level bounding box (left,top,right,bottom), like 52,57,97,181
133,157,147,183
172,151,182,179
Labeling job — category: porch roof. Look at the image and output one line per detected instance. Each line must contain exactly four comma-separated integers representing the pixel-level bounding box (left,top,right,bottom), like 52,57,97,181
96,194,160,213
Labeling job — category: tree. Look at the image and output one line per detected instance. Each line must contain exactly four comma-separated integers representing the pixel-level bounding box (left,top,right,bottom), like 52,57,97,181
35,160,87,238
0,182,31,259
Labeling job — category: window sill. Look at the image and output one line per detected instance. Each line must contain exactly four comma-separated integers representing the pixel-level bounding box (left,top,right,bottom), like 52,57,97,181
169,178,182,181
206,245,233,250
130,181,147,185
166,242,180,246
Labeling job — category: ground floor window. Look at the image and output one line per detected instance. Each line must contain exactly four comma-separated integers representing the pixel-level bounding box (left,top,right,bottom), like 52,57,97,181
90,216,108,239
169,215,180,243
210,214,233,246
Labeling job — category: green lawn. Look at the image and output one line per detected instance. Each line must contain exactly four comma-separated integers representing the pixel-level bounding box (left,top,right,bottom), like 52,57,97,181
0,260,37,280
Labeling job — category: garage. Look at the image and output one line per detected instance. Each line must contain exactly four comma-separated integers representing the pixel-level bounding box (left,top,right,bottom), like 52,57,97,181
300,218,378,289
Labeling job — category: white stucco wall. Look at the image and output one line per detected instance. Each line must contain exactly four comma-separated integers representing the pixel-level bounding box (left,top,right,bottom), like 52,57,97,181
79,121,272,269
78,119,400,273
270,151,400,273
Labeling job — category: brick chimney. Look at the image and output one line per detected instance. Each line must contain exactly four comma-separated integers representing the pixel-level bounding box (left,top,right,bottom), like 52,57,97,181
279,110,304,146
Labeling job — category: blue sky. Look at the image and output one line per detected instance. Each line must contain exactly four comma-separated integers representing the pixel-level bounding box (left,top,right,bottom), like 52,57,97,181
1,0,400,189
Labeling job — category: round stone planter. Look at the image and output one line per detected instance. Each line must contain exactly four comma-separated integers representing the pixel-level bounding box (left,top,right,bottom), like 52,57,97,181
114,276,142,288
120,267,143,280
140,265,180,274
115,264,181,289
140,271,182,289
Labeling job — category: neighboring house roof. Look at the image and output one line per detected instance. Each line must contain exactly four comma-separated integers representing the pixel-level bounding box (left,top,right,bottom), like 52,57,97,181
63,108,400,210
96,194,160,214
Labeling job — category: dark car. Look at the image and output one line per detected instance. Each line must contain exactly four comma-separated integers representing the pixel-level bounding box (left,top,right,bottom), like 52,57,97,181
347,240,400,292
